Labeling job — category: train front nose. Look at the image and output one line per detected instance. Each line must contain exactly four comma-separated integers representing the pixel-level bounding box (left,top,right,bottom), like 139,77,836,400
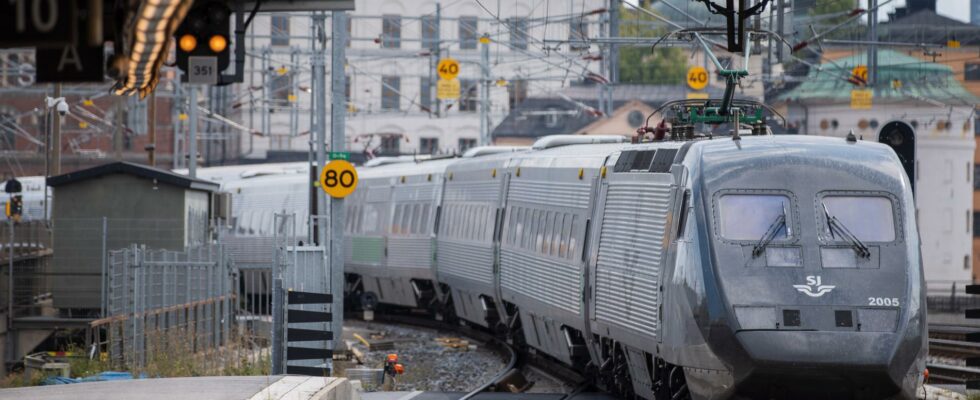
732,330,919,399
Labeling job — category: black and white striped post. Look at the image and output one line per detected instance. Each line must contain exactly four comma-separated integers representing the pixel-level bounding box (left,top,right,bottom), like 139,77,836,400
272,285,334,376
965,284,980,389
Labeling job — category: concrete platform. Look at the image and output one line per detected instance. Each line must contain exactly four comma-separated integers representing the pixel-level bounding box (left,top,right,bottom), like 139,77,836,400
0,375,357,400
361,392,621,400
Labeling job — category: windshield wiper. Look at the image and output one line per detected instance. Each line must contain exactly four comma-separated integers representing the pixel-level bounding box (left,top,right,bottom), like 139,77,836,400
752,209,786,258
822,203,871,259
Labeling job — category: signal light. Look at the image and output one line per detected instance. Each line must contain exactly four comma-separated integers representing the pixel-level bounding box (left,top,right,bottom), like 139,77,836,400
174,1,231,77
209,35,227,53
179,34,197,52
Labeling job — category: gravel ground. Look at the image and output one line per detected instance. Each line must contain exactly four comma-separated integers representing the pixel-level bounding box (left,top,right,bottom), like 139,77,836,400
337,320,506,392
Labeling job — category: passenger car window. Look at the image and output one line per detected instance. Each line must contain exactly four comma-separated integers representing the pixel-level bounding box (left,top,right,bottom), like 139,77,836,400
717,194,792,241
821,196,896,242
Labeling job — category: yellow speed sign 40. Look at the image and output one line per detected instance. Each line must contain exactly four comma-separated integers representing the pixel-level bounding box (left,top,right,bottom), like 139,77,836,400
686,66,709,90
319,160,358,198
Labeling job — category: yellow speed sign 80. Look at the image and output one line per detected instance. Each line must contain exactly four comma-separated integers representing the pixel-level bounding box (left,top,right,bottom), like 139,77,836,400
319,160,358,198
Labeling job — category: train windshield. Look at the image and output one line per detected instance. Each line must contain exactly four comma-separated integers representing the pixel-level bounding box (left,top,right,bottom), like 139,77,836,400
820,196,895,242
717,194,791,241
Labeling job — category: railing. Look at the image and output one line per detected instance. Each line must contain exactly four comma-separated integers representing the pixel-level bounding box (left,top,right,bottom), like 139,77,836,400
927,280,979,313
91,244,242,372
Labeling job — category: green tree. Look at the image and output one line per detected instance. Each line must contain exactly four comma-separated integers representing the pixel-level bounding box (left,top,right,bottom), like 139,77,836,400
617,6,689,85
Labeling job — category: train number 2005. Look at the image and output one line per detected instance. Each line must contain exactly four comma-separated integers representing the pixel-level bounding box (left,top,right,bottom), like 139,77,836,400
868,297,900,307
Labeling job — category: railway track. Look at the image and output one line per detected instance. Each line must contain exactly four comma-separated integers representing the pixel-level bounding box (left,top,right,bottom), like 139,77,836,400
355,310,586,397
927,324,980,384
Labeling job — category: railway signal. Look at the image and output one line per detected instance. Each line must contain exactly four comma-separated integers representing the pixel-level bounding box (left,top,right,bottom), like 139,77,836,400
878,121,916,193
174,0,231,82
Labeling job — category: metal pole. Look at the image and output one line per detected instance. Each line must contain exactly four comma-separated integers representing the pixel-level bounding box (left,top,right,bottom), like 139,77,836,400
271,277,284,374
776,0,784,62
148,91,156,167
7,219,13,373
868,0,878,92
479,35,490,146
313,13,327,248
51,84,62,176
173,70,182,170
608,0,620,84
8,219,13,323
329,10,348,372
434,4,442,118
189,87,198,178
101,217,107,317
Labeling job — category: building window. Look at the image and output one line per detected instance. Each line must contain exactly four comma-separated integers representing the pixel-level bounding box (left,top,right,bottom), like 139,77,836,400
459,16,478,49
271,15,289,46
380,135,400,156
544,107,561,128
422,15,439,50
382,76,400,111
0,113,15,151
974,211,980,237
382,15,401,48
126,97,148,135
270,71,291,104
508,79,527,109
967,63,980,81
420,137,439,154
509,17,528,50
569,18,588,51
459,138,477,153
459,79,478,112
345,75,352,104
420,77,432,112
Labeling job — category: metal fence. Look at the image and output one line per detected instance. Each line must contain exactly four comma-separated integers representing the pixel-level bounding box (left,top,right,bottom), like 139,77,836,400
0,220,53,318
91,244,237,371
926,279,980,313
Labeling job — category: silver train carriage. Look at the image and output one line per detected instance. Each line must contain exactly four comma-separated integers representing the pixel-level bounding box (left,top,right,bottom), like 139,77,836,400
342,134,925,400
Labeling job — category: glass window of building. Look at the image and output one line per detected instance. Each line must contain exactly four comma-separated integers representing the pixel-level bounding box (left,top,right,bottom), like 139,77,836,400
459,16,478,49
271,15,289,46
382,15,402,48
569,18,588,50
459,79,478,112
421,137,439,154
458,138,476,153
422,15,439,50
509,17,528,50
382,76,400,110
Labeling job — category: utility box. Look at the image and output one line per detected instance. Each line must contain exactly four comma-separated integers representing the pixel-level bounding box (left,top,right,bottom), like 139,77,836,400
46,162,219,312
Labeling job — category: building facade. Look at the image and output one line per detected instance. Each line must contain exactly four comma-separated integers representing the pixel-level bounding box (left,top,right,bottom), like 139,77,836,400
239,0,607,160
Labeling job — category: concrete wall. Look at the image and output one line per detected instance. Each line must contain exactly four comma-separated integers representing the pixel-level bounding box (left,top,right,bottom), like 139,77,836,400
51,174,190,310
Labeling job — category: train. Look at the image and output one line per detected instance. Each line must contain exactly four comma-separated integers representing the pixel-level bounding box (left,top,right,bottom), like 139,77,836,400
214,131,925,399
4,131,926,399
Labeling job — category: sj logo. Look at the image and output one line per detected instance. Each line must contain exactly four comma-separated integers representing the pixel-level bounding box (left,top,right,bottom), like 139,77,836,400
793,275,835,298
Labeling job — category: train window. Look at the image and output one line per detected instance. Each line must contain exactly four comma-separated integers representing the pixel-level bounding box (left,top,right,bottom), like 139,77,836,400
391,205,402,234
513,207,523,246
363,205,380,234
568,215,578,258
717,194,792,241
550,213,561,256
421,204,431,235
536,211,547,252
559,214,571,258
820,196,895,242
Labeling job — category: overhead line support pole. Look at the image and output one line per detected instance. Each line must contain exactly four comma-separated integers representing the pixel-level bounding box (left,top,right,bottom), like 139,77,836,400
329,9,348,371
480,36,490,146
313,12,327,249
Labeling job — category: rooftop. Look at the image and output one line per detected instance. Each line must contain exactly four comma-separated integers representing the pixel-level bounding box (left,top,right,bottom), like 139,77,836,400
776,50,979,106
47,162,220,192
